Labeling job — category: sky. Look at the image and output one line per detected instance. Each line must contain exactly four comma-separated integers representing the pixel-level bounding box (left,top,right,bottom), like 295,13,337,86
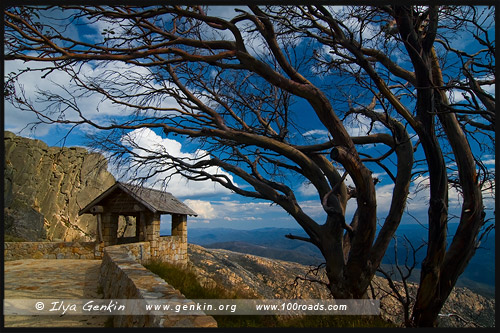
4,5,495,232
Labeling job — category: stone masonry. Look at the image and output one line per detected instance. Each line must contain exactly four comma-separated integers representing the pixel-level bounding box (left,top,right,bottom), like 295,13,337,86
4,241,104,261
100,243,217,327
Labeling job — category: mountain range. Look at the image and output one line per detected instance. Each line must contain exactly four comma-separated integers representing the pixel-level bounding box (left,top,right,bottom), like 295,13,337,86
177,224,495,298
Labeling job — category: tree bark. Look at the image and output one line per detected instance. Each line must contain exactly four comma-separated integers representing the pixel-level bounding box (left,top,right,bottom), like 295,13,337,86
394,6,450,326
410,46,485,328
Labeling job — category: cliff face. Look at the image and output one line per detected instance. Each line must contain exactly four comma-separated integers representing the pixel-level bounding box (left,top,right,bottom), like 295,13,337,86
187,244,495,328
4,131,116,241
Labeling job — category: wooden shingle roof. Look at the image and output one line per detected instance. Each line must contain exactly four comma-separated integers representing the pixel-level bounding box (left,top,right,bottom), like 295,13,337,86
79,182,197,216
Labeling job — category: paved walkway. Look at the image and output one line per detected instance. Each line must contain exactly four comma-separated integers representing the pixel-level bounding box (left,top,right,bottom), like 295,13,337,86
4,259,111,327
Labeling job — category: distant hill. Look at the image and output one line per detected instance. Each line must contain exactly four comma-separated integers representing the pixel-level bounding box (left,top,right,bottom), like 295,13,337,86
187,227,325,266
188,244,495,327
184,224,495,298
204,241,323,266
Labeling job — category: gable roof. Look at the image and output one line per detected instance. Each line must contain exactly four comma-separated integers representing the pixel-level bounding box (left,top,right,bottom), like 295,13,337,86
79,182,197,216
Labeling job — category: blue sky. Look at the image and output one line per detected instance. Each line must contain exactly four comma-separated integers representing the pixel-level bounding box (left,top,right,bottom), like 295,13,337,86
4,6,495,231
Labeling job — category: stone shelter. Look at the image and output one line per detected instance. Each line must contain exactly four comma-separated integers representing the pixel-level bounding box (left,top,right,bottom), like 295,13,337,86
79,181,197,263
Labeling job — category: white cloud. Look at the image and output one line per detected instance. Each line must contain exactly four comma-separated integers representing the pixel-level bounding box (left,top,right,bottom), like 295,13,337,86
178,197,291,227
448,85,495,106
206,6,304,58
206,6,247,19
298,174,396,216
344,112,387,137
183,200,217,222
303,129,329,137
404,174,496,215
375,183,396,213
210,199,283,222
5,59,185,139
298,182,318,197
120,128,236,198
483,158,495,166
213,200,275,214
237,24,269,57
5,60,77,136
82,13,147,47
223,216,263,221
300,112,389,147
198,6,269,57
297,200,326,220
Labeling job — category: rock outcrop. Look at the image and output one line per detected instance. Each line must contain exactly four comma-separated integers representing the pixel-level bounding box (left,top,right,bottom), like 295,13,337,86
187,244,495,328
4,131,116,241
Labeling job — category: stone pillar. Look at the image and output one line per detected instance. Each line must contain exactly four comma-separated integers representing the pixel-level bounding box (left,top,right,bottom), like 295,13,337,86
172,214,187,241
101,213,118,247
172,214,188,264
146,212,161,258
96,214,103,242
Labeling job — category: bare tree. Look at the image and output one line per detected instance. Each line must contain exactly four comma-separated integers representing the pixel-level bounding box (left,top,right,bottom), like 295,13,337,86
4,5,494,327
375,234,425,326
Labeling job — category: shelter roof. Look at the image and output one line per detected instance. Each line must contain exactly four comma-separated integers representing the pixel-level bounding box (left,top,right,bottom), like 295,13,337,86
79,181,197,216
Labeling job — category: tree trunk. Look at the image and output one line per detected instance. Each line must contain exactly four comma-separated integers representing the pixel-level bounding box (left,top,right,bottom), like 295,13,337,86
410,108,449,327
394,6,450,326
410,47,486,328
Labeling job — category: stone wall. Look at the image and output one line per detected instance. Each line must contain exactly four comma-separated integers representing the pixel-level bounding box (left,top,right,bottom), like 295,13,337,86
4,236,187,264
119,241,151,264
157,236,188,266
4,241,104,261
99,243,217,328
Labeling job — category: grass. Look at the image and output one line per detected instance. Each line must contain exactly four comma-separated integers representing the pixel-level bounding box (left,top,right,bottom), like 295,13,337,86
144,260,396,328
145,260,244,299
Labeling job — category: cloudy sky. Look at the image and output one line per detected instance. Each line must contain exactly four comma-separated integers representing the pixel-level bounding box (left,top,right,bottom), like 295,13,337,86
4,6,495,231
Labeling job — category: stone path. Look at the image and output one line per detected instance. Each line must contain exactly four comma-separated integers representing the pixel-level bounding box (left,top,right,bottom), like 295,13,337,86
4,259,111,327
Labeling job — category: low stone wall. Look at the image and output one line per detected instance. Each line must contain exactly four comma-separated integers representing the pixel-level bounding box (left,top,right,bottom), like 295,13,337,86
119,241,151,264
157,236,187,266
5,237,187,264
100,243,217,328
4,241,104,261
